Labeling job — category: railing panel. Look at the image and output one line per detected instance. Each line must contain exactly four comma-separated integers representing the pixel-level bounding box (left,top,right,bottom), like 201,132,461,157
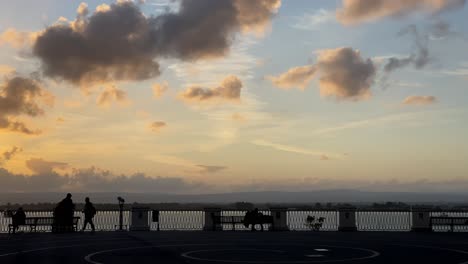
357,211,411,231
431,211,468,232
150,210,203,231
221,210,271,231
287,210,338,231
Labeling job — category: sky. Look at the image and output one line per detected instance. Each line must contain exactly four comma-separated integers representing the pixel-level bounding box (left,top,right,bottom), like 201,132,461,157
0,0,467,194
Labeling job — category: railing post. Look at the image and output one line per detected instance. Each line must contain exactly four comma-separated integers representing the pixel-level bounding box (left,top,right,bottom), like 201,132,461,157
338,208,357,232
270,208,289,231
411,209,431,232
130,207,150,231
203,208,222,231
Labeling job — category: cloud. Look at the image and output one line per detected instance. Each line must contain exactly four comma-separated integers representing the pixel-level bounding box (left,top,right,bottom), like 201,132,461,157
149,121,167,133
252,139,341,160
197,165,228,174
231,113,247,122
316,47,376,101
383,25,431,74
169,36,261,88
0,165,208,193
1,147,22,164
25,158,69,175
312,110,456,136
267,65,316,90
429,19,456,39
402,95,437,106
31,0,280,87
97,86,129,107
96,3,111,13
337,0,466,25
152,81,169,99
269,48,375,101
292,9,335,30
234,0,281,34
0,65,15,75
178,75,243,103
0,28,38,49
0,76,52,135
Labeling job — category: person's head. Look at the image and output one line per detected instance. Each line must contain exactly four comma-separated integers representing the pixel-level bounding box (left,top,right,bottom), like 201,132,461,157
85,197,90,203
66,193,72,199
18,207,23,211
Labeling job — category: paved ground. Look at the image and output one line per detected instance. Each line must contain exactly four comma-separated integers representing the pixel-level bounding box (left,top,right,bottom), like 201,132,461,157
1,231,468,264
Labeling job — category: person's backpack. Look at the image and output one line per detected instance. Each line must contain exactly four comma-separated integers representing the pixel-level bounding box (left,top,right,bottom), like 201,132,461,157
90,205,96,217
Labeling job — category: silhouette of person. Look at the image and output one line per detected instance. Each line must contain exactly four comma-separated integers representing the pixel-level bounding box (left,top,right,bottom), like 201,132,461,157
243,208,261,231
82,197,96,232
12,207,26,234
54,193,75,232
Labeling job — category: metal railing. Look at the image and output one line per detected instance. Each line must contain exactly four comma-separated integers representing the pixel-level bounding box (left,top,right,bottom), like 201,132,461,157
430,211,468,232
287,210,338,231
2,209,468,233
356,210,412,231
149,210,204,231
221,210,271,231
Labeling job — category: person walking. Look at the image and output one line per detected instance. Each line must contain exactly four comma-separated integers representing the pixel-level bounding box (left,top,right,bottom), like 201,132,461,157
82,197,96,233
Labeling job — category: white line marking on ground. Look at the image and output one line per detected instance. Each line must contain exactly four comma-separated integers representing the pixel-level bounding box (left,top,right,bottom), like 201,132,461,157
85,244,380,264
84,244,213,264
0,239,139,257
389,244,468,264
305,255,324,258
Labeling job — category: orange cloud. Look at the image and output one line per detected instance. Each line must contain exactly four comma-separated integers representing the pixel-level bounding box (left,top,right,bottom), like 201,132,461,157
178,75,243,104
337,0,465,25
152,82,169,99
0,28,38,49
1,146,22,165
97,86,129,107
0,65,15,75
402,95,437,106
0,76,52,135
267,65,316,90
149,121,167,133
231,113,247,122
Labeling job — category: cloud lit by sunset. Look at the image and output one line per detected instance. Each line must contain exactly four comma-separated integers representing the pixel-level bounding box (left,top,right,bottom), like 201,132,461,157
0,0,467,194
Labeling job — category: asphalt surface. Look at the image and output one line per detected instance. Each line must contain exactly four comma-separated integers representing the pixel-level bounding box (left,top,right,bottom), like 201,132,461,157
1,231,468,264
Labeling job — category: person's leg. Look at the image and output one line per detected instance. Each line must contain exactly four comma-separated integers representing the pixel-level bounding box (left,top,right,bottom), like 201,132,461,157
82,218,89,231
90,219,95,232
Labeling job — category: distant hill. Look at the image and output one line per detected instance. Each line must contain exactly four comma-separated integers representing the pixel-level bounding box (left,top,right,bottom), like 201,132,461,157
1,190,468,205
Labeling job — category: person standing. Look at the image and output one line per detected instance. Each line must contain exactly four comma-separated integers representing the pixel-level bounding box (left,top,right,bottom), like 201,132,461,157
82,197,96,232
54,193,75,232
12,207,26,234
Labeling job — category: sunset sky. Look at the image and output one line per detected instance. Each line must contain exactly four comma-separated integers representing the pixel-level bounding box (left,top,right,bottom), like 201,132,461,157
0,0,467,194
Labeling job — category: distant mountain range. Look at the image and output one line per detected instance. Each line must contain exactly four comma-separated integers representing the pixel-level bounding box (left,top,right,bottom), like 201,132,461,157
1,190,468,205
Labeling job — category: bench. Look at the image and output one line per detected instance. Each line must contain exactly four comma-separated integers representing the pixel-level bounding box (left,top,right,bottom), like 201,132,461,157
8,217,80,234
212,214,273,231
430,217,468,232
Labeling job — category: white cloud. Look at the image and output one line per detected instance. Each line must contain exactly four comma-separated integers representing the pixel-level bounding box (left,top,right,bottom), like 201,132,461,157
252,139,341,159
168,36,260,87
292,9,335,30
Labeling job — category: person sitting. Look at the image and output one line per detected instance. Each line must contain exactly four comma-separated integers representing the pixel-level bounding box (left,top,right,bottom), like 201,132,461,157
12,207,26,234
244,208,263,231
